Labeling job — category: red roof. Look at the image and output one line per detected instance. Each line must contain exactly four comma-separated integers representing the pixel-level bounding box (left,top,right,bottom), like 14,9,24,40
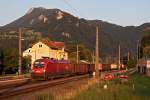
144,45,150,49
42,40,64,49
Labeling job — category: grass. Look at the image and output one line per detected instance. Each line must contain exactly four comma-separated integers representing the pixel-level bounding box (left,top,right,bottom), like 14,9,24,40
35,93,54,100
32,73,150,100
131,74,150,98
67,73,150,100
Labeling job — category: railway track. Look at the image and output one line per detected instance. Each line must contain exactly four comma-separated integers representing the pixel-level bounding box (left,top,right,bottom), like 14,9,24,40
126,68,136,75
0,74,90,99
0,78,31,90
0,75,29,81
0,69,136,99
0,74,31,90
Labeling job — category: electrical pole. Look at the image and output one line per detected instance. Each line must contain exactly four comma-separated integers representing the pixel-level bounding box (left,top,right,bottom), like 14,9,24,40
118,44,120,70
18,28,22,75
139,40,141,59
92,50,95,64
95,25,99,77
137,40,139,66
128,51,130,62
77,44,79,64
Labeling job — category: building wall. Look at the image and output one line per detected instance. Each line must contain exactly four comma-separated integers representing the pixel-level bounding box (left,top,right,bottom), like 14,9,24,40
23,41,68,66
147,68,150,77
137,58,150,77
23,42,50,65
32,42,50,59
56,50,68,60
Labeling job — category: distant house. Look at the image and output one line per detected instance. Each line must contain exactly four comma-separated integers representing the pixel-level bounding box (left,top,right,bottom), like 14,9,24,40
144,45,150,57
137,58,150,77
137,45,150,77
23,40,68,65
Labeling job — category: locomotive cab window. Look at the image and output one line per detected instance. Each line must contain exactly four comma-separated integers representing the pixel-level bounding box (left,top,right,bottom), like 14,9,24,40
34,61,45,68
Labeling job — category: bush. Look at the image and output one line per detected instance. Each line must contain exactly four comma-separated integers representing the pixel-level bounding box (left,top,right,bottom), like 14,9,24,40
127,58,136,68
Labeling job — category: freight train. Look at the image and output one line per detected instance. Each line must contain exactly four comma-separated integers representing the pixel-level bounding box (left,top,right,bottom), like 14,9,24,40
99,63,125,71
31,58,125,80
31,58,95,80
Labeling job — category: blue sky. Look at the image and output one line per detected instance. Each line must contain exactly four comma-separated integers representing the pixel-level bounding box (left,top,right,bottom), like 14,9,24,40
0,0,150,26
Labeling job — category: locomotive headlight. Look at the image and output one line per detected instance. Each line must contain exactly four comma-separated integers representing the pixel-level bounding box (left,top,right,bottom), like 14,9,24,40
43,69,46,73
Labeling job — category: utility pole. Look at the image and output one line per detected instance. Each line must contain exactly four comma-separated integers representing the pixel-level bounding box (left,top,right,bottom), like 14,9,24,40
139,40,141,59
128,51,130,62
92,50,95,64
95,25,99,77
118,44,120,70
137,40,139,66
77,44,79,64
18,28,22,75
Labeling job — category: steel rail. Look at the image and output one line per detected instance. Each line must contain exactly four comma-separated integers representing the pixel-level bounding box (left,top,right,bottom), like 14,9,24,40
0,74,90,99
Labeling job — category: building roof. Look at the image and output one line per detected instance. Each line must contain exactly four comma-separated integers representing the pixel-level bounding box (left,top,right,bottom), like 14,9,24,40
144,45,150,49
42,40,64,49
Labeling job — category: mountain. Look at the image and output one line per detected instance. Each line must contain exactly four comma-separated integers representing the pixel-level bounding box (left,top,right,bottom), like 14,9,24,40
0,7,150,58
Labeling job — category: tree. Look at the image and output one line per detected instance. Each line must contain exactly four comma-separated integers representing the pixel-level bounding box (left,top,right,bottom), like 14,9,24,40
0,49,4,75
0,48,18,75
140,28,150,57
79,45,92,61
141,35,150,47
143,46,150,57
127,58,136,68
67,43,92,63
22,56,31,73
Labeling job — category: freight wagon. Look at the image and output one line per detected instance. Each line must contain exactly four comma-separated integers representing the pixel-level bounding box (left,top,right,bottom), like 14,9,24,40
99,63,124,71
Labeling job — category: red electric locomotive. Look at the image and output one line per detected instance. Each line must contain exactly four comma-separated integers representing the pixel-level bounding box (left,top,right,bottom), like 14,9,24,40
31,58,95,80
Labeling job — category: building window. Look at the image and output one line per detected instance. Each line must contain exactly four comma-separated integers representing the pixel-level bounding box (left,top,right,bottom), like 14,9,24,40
39,44,42,48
